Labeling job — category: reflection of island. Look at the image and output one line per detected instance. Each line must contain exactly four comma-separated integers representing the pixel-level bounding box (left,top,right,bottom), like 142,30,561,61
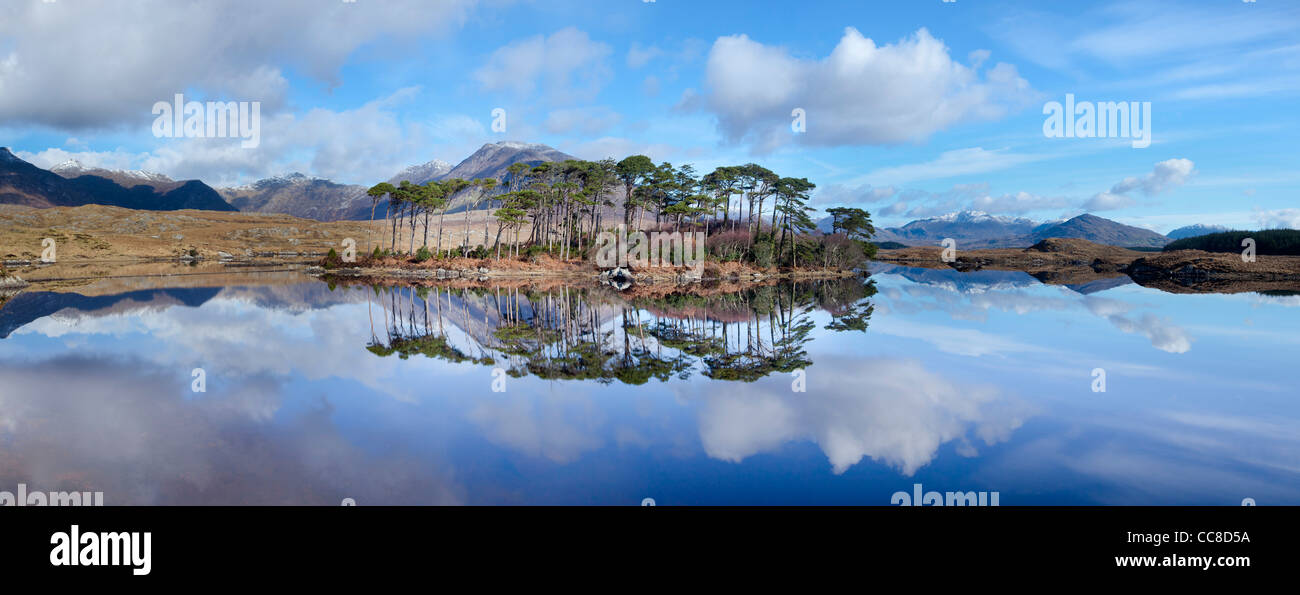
361,278,877,384
877,238,1300,294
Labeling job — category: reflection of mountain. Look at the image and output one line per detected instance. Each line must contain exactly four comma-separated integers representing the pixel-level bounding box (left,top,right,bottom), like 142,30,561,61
1064,276,1134,295
0,287,219,338
872,262,1136,295
872,263,1040,293
0,281,367,338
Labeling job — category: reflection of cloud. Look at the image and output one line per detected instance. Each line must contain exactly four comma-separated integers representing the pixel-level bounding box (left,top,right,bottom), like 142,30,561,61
871,319,1048,357
0,355,463,504
19,291,420,401
1084,296,1191,353
689,357,1032,475
468,390,606,464
1106,312,1191,354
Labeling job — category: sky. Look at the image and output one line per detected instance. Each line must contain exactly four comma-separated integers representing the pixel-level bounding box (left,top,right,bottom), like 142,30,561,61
1,0,1297,232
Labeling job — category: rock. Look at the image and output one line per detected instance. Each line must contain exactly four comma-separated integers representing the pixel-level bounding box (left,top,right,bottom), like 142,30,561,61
0,275,28,289
217,251,234,260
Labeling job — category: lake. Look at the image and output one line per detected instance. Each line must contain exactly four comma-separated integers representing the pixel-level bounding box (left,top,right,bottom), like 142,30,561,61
1,264,1296,505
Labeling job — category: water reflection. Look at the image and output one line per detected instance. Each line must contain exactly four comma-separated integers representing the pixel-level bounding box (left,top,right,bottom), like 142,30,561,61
361,280,876,384
0,267,1296,504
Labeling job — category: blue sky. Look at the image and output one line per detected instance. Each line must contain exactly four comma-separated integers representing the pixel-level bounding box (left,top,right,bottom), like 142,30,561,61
1,0,1297,231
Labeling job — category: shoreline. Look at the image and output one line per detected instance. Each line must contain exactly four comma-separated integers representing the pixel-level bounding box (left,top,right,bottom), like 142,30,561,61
875,238,1300,293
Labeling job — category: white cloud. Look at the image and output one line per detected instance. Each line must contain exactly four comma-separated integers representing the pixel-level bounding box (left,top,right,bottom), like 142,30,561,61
21,88,447,186
474,27,613,102
0,0,475,130
699,28,1034,152
1084,191,1135,211
1110,158,1196,196
1253,208,1300,230
1085,158,1196,211
626,43,662,69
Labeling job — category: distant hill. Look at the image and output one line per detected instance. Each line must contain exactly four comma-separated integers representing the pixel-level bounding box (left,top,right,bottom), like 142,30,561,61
1164,229,1300,255
1167,224,1231,240
218,174,371,222
218,141,576,221
868,211,1168,249
1030,214,1169,249
873,211,1039,248
0,149,235,212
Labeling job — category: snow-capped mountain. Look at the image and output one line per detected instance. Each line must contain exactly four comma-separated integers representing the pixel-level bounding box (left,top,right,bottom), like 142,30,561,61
874,210,1041,248
873,210,1170,249
388,159,453,186
50,160,174,186
220,142,575,221
218,173,370,222
1167,224,1231,239
0,148,234,212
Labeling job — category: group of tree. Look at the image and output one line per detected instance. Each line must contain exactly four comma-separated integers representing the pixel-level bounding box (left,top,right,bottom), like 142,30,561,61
1163,229,1300,256
363,155,878,268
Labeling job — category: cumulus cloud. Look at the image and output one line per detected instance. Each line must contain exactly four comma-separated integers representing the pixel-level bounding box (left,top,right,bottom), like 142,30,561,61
1110,158,1197,196
1253,208,1300,230
1083,191,1136,211
0,0,475,130
19,88,444,186
474,27,613,102
1085,158,1196,211
698,28,1034,152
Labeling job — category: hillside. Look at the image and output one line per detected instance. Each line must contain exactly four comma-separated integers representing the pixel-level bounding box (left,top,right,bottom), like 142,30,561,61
218,174,372,222
872,211,1170,249
1030,214,1168,248
1,148,235,212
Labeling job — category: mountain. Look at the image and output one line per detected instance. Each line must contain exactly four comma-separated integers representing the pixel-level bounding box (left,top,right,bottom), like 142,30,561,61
218,173,372,222
873,211,1040,248
871,210,1170,249
444,141,573,182
1167,223,1231,240
387,159,452,186
0,149,234,212
1030,214,1169,248
51,160,175,188
220,142,575,221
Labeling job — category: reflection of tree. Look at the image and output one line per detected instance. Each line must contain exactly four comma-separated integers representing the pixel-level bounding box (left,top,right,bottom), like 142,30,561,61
361,277,875,384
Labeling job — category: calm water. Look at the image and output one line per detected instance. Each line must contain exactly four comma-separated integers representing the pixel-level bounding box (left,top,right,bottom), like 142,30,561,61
1,264,1297,505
